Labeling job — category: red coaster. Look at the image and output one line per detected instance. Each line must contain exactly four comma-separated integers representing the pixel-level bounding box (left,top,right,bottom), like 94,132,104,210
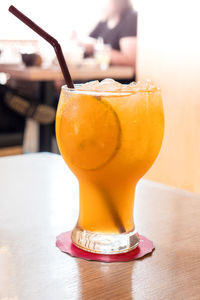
56,231,154,262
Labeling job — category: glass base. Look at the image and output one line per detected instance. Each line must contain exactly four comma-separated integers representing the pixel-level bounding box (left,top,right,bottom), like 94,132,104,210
71,227,139,254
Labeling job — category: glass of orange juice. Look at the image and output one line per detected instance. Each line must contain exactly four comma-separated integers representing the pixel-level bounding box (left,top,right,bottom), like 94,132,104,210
56,79,164,254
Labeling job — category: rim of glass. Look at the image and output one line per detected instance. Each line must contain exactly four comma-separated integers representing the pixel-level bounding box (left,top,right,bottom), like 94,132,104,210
62,84,159,96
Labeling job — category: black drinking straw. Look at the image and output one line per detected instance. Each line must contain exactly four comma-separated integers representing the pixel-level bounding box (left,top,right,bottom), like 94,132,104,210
9,5,74,88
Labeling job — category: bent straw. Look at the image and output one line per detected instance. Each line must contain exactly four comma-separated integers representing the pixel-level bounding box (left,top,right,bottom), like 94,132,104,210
9,5,74,88
9,5,126,233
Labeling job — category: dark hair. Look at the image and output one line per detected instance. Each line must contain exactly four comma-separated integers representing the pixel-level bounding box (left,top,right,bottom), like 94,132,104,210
114,0,133,16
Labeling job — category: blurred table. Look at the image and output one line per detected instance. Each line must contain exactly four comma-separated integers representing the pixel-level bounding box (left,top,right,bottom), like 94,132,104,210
0,64,134,81
0,153,200,300
0,64,134,152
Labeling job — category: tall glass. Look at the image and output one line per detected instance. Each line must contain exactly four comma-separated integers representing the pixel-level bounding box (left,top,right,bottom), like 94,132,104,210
56,83,164,254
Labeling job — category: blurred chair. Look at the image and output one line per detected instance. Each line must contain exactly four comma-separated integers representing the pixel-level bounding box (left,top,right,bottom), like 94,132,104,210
0,84,25,157
0,133,23,157
0,83,56,156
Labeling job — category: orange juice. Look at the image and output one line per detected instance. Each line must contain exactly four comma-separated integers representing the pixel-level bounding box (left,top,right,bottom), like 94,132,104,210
56,79,164,254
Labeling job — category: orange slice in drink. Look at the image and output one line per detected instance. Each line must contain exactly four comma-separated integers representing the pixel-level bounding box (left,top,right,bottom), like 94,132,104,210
59,94,121,170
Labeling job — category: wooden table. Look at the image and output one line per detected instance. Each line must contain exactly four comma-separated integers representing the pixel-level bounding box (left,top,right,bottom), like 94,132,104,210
0,64,134,81
0,153,200,300
0,64,134,152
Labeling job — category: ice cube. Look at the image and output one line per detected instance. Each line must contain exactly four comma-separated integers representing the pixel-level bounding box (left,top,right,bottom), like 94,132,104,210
121,81,137,91
76,80,100,91
129,81,137,87
97,78,122,91
100,78,116,84
135,79,156,91
121,79,157,92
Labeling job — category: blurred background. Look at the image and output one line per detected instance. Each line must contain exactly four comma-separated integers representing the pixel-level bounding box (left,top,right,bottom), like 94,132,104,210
0,0,104,64
0,0,138,61
0,0,200,193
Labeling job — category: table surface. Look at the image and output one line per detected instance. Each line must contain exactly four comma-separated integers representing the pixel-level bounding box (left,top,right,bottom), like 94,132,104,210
0,64,134,81
0,153,200,300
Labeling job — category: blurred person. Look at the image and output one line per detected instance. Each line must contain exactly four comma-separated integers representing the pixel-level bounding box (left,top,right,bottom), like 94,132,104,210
78,0,137,67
